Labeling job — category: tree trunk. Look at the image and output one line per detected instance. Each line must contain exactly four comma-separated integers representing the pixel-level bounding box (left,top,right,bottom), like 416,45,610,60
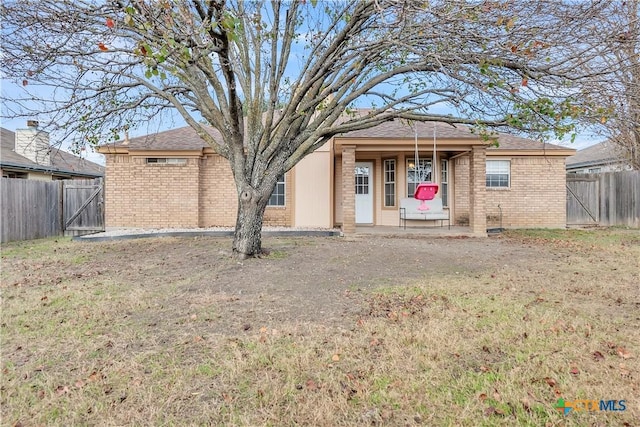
232,190,269,258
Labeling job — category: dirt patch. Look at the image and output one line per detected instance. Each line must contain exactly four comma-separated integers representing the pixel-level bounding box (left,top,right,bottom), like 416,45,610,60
1,233,581,333
2,230,639,426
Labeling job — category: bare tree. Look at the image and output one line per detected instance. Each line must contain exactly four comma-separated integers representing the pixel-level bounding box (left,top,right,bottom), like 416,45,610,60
1,0,620,256
580,0,639,169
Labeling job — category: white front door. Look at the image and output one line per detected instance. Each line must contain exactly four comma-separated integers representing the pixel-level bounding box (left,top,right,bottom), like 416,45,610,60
355,162,373,224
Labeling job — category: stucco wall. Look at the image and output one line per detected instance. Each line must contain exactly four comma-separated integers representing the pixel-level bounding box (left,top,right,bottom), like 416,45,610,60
294,151,331,227
454,154,567,228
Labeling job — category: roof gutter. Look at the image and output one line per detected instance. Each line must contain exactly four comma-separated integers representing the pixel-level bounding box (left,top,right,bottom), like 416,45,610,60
0,161,103,178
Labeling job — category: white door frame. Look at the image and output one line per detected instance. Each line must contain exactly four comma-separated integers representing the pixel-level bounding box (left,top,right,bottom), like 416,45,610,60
355,161,374,224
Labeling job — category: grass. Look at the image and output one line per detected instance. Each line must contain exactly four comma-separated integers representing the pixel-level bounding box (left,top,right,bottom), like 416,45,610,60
1,229,638,426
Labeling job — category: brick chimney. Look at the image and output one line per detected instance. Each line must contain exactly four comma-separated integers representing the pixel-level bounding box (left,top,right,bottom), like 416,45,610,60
15,121,51,166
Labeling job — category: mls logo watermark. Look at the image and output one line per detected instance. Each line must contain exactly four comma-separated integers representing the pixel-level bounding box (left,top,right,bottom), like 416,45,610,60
555,398,627,415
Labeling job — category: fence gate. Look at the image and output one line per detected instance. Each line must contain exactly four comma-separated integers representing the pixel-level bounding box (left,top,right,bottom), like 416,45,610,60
566,176,599,226
63,178,105,235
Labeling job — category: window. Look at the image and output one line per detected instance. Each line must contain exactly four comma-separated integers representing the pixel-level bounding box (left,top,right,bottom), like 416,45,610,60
588,167,601,173
486,160,510,188
383,159,396,207
268,175,285,206
406,157,432,196
440,159,449,207
355,166,369,195
146,158,187,165
2,171,28,179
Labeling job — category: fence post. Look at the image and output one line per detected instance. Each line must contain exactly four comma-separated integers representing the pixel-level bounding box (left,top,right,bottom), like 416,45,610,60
58,180,64,236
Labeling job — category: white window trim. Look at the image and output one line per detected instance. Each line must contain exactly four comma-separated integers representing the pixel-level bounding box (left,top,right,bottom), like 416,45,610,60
383,158,396,207
440,159,449,207
145,157,187,165
267,174,286,207
486,159,511,189
406,157,432,197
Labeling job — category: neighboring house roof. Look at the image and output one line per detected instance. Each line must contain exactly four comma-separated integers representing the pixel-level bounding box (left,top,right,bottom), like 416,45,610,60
0,128,104,177
99,118,571,154
566,140,627,169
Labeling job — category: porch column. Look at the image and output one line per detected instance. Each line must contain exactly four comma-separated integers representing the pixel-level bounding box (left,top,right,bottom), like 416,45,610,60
341,145,356,234
469,145,487,235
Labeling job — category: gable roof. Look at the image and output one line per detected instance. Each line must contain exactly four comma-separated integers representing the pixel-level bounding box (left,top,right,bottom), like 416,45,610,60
98,114,572,154
339,119,570,151
100,125,220,152
1,128,104,177
566,140,626,168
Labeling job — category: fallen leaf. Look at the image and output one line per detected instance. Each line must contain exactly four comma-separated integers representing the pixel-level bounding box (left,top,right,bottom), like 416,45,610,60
617,347,632,359
106,18,115,28
479,393,488,402
55,385,69,396
22,79,28,86
484,406,505,416
190,314,197,320
332,354,340,362
75,380,85,388
570,367,579,375
98,43,108,52
521,78,528,87
544,377,556,387
305,379,318,391
592,351,604,361
619,365,630,378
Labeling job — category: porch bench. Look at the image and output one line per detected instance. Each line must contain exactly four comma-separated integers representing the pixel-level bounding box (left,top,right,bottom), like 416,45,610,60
399,197,450,230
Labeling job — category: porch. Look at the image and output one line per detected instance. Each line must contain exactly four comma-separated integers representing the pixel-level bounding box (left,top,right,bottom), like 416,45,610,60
335,126,489,236
355,225,477,237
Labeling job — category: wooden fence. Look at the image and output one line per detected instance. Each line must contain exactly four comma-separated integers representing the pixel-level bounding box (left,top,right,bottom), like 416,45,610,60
1,178,104,243
567,171,640,227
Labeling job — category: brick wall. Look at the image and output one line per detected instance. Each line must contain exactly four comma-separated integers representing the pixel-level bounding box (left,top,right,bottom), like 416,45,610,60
453,156,470,225
199,155,237,227
104,154,199,227
105,152,294,228
263,171,294,227
454,155,567,228
341,146,356,233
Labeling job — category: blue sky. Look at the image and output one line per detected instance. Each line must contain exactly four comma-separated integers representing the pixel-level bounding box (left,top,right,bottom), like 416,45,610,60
1,75,605,168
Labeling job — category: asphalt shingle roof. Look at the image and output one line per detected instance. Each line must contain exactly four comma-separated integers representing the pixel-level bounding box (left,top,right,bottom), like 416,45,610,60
102,118,569,152
105,125,221,150
566,141,623,167
340,119,569,151
1,128,104,176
